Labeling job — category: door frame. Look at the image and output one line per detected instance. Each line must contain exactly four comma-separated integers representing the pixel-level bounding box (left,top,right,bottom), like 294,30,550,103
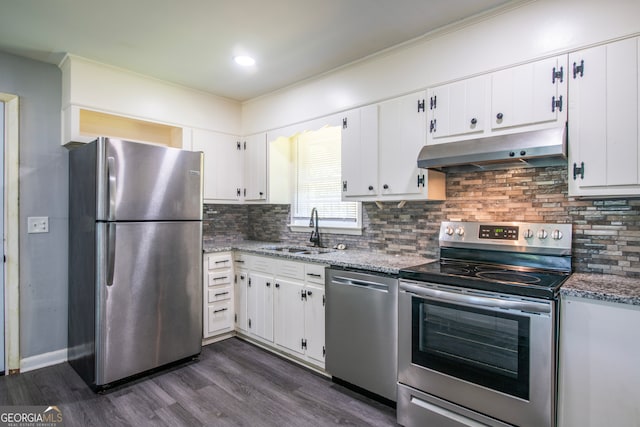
1,93,20,373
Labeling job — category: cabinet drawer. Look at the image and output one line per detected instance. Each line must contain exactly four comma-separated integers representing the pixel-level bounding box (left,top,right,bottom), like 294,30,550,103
207,271,232,287
305,264,326,284
278,260,305,280
207,301,233,335
251,256,275,273
207,286,232,303
207,254,232,271
234,252,250,269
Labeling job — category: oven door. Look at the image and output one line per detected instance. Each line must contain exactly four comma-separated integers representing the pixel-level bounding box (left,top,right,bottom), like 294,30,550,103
398,280,556,427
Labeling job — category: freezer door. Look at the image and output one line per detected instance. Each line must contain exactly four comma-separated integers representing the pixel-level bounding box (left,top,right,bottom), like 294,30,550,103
96,138,203,221
95,221,202,386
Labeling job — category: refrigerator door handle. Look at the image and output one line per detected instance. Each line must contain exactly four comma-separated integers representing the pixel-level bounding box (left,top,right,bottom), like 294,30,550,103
107,156,116,221
107,223,116,287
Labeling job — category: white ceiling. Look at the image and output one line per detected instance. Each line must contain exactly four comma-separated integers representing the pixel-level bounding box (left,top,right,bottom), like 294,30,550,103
0,0,512,102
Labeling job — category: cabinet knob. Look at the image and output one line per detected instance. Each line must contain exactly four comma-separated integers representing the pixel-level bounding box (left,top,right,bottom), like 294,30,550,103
368,185,374,191
307,290,313,296
383,184,389,190
496,112,504,120
470,118,477,125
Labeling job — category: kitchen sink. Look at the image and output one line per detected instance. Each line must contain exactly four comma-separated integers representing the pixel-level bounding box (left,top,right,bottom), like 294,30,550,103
261,245,334,255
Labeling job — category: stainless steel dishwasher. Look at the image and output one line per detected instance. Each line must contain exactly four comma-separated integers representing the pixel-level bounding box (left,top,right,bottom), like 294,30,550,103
326,268,398,402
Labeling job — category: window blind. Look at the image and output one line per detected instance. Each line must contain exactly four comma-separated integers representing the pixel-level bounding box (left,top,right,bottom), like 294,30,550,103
293,127,358,224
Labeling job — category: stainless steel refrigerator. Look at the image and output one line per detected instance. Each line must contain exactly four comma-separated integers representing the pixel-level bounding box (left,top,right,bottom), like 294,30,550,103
68,137,203,390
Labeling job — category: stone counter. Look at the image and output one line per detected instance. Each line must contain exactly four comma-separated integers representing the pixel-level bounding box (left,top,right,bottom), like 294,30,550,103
561,273,640,306
203,240,435,275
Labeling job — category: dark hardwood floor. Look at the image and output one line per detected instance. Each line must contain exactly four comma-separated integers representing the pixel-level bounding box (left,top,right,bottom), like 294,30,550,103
0,338,398,426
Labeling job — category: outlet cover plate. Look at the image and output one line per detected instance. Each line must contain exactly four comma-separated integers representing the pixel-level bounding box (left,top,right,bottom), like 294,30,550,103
28,216,49,233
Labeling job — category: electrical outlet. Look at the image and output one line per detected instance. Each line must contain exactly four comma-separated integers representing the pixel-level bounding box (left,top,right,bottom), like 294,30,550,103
28,216,49,233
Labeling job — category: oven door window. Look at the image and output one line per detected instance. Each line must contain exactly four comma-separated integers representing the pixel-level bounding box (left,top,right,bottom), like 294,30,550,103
412,296,530,400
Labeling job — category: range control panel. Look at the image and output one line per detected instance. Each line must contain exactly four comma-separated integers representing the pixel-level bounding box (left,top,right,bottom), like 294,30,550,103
440,221,572,255
479,224,519,240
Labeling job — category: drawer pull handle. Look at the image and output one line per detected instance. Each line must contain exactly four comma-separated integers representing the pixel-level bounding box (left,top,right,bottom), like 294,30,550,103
307,273,322,278
234,260,245,263
214,292,229,297
213,308,228,313
213,276,228,281
214,260,229,264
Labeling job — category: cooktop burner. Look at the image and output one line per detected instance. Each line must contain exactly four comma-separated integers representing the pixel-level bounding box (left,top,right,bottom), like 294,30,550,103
399,260,570,299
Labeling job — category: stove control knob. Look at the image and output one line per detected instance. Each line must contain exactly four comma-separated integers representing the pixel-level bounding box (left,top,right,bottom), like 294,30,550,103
551,229,563,240
537,229,548,240
523,229,534,239
444,226,454,236
455,227,465,236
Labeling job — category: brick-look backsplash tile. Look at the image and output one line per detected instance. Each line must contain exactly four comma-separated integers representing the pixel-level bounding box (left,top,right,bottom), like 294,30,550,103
202,204,248,243
206,165,640,278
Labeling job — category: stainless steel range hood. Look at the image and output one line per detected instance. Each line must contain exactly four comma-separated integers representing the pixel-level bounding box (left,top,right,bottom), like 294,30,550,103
417,126,567,172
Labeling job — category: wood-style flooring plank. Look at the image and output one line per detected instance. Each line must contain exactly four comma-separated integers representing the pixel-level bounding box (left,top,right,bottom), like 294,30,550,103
0,338,397,426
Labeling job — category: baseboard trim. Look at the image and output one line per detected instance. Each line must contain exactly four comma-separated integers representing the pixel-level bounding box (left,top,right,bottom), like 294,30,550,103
20,348,68,373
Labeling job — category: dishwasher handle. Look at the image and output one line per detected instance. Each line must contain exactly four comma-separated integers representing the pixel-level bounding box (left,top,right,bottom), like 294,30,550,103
330,275,389,292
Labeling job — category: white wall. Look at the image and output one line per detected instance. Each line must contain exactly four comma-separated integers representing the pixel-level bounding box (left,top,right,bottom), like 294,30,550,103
241,0,640,134
62,55,242,135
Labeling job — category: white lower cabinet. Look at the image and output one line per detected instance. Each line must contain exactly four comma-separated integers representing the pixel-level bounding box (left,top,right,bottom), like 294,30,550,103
558,296,640,426
274,278,305,354
247,271,274,342
304,281,326,364
234,253,326,370
203,252,234,340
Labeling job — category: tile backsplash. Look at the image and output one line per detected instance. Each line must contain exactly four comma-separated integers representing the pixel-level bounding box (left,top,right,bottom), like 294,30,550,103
204,165,640,277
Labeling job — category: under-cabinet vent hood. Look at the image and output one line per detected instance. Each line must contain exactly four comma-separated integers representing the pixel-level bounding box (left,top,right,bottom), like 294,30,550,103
417,126,567,172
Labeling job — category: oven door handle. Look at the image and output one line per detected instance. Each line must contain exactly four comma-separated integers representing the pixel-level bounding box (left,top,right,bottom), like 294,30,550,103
399,282,551,314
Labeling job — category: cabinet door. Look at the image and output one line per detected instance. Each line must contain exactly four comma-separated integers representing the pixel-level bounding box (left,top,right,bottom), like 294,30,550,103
248,272,274,342
378,91,426,197
428,75,487,142
274,278,305,356
243,133,267,201
491,56,566,130
234,270,248,332
192,129,242,202
568,37,639,196
341,105,379,198
558,297,640,427
304,283,325,364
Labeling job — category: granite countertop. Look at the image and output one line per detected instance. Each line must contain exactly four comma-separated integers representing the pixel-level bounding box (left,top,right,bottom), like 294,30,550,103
561,273,640,306
203,240,435,275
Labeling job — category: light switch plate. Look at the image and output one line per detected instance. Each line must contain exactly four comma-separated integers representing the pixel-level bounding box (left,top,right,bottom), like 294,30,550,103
28,216,49,233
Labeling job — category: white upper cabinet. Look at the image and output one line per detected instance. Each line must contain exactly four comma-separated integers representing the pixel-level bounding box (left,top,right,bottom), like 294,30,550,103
427,75,488,143
341,92,445,202
241,133,267,202
491,55,567,131
192,128,243,202
568,37,640,197
340,104,379,198
192,130,269,203
378,91,446,200
426,56,568,147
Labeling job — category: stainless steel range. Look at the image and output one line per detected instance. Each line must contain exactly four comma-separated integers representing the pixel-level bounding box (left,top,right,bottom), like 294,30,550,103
397,221,572,427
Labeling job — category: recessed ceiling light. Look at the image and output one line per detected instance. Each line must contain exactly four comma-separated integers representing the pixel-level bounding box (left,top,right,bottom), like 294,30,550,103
234,55,256,66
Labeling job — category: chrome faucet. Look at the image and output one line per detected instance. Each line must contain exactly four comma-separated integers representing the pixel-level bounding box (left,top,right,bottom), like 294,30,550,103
309,207,321,247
